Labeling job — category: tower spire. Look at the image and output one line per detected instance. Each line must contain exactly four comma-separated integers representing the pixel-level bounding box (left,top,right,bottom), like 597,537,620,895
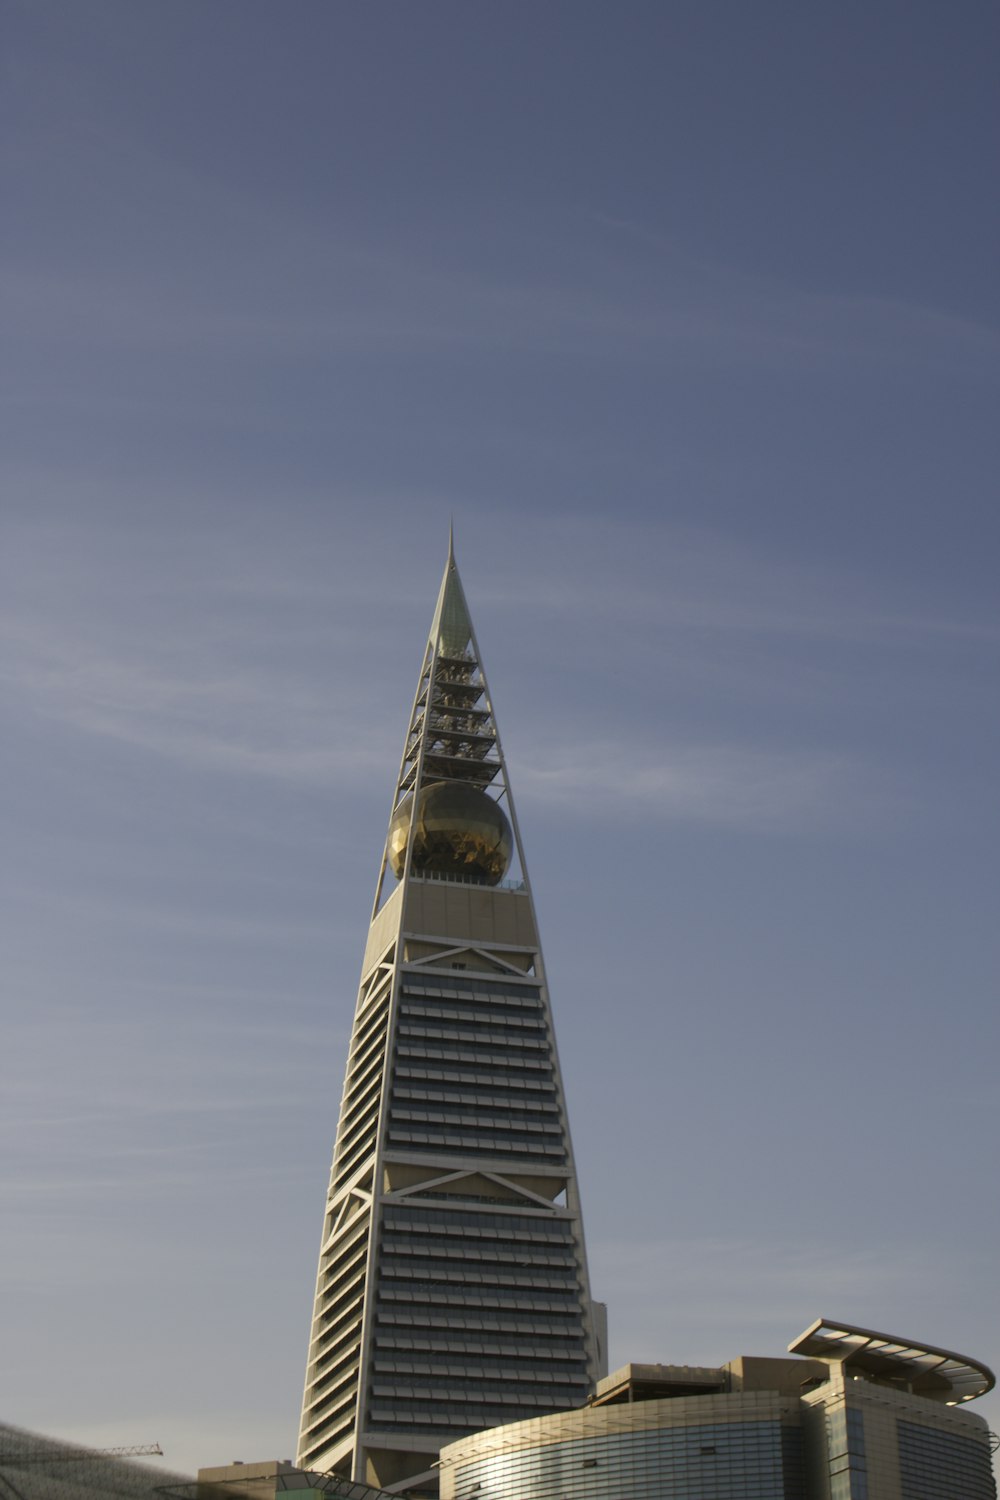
297,550,597,1493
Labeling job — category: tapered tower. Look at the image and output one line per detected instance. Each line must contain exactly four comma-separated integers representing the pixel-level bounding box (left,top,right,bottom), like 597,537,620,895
297,539,597,1493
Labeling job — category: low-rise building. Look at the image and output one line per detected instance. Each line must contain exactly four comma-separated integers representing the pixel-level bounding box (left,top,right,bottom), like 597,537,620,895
437,1317,996,1500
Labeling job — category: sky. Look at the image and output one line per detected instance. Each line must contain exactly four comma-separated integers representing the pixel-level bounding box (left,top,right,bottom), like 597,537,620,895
2,0,999,1479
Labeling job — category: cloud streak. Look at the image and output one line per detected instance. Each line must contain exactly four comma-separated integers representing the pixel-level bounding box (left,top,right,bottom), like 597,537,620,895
2,614,887,830
6,508,961,833
518,741,877,832
0,615,391,785
6,234,998,378
591,1232,993,1366
5,113,998,381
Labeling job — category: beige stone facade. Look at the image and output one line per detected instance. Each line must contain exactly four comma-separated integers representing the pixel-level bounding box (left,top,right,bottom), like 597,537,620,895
296,546,596,1491
438,1325,997,1500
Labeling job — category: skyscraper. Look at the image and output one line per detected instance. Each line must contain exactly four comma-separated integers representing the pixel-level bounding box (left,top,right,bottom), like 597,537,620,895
297,539,598,1493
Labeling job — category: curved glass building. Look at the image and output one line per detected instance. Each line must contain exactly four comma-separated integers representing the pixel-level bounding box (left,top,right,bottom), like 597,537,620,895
439,1319,996,1500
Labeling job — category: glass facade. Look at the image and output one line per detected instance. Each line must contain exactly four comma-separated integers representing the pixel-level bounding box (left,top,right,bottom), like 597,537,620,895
365,965,591,1440
390,972,568,1166
897,1418,996,1500
826,1407,868,1500
451,1420,804,1500
301,943,594,1474
441,1359,997,1500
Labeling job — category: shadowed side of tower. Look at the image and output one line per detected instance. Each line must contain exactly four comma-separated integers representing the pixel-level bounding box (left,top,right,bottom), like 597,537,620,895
296,543,597,1493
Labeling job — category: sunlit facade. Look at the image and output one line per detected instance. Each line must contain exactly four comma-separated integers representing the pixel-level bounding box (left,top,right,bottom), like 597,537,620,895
296,541,597,1492
792,1319,996,1500
439,1319,997,1500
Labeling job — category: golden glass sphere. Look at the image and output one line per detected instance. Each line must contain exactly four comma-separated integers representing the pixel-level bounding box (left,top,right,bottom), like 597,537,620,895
388,780,512,885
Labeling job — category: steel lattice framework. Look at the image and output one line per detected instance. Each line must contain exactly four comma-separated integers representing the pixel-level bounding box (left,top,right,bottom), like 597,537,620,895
296,540,597,1493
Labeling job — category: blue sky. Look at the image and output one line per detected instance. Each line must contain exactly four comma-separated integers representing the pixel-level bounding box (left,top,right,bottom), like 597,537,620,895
2,0,998,1477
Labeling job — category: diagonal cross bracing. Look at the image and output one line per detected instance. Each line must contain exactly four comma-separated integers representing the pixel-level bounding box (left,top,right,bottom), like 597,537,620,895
297,543,597,1493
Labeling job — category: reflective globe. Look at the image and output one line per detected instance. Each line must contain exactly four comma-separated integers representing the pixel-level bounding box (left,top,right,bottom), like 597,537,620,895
388,780,512,885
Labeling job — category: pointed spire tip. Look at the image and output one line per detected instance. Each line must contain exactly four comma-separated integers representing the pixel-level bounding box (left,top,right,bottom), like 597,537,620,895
448,517,455,565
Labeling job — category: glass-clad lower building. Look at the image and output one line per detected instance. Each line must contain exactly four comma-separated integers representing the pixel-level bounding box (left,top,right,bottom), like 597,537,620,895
898,1419,996,1499
794,1318,997,1500
440,1321,997,1500
441,1393,806,1500
802,1374,997,1500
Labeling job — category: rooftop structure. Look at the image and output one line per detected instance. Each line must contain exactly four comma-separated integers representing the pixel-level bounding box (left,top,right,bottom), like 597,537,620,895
438,1318,997,1500
788,1315,995,1404
181,1460,400,1498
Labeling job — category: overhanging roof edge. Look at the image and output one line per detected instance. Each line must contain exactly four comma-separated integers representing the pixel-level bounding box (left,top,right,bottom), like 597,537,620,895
788,1316,995,1402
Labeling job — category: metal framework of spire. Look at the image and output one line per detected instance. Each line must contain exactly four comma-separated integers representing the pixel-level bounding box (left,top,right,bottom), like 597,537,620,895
371,533,524,915
297,542,597,1494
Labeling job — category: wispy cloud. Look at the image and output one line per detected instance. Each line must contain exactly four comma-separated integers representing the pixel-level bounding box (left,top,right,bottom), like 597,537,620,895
518,741,879,832
0,615,393,784
7,236,998,377
2,507,955,828
478,516,1000,649
5,114,998,379
2,616,889,829
591,1233,988,1366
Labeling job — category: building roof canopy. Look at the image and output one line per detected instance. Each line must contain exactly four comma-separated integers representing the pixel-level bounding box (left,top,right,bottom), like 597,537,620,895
788,1317,995,1404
